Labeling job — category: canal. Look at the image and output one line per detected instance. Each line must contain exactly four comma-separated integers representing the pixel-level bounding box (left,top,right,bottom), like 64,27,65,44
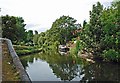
20,51,120,82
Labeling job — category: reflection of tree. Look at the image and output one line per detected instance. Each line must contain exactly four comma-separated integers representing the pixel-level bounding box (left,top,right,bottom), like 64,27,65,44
20,52,87,81
28,55,34,63
49,60,81,81
46,53,87,81
20,55,35,69
38,52,84,81
80,62,120,82
20,52,120,82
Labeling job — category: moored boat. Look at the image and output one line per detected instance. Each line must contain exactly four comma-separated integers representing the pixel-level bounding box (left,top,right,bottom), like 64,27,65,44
58,45,69,55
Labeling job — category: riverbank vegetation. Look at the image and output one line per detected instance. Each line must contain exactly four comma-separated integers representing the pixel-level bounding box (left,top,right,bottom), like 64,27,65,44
14,45,42,56
79,1,120,62
1,1,120,62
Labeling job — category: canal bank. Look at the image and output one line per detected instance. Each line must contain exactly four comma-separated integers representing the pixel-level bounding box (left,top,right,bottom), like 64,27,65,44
2,40,20,81
0,38,31,82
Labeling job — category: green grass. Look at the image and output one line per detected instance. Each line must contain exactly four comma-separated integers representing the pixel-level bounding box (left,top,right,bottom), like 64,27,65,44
14,45,42,56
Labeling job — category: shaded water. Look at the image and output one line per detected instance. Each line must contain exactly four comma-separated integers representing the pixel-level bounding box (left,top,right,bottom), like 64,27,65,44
20,52,120,82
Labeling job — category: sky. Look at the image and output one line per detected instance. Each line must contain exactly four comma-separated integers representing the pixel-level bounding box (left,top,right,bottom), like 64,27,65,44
0,0,113,33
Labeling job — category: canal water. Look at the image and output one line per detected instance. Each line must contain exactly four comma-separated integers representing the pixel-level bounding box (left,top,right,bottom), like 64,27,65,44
20,52,120,82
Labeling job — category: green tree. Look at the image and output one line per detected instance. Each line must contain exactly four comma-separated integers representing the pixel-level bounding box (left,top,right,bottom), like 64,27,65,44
80,2,103,56
15,17,26,42
36,15,78,51
89,2,103,55
35,30,38,35
100,1,120,61
33,30,39,45
26,30,33,43
2,15,26,43
51,15,77,44
37,32,46,47
80,1,120,62
83,20,87,28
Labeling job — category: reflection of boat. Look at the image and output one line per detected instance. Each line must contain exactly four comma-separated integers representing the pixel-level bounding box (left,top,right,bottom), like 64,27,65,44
58,45,69,55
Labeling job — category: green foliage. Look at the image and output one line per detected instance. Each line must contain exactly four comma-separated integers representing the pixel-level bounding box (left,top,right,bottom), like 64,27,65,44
14,45,42,55
80,24,92,52
37,32,46,47
70,40,80,57
2,1,120,62
1,15,36,45
69,47,77,58
33,34,39,45
102,49,120,61
36,15,78,51
75,40,80,54
26,30,33,43
33,30,39,45
14,45,34,50
2,15,26,42
88,2,103,54
35,30,38,34
50,15,77,44
15,17,26,41
72,38,76,41
83,20,87,28
80,1,120,62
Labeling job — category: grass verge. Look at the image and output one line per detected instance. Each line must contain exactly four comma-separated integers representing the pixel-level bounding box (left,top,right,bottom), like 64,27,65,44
14,45,42,56
2,41,20,81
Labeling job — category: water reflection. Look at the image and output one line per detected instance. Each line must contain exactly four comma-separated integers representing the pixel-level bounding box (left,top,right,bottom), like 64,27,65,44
20,52,120,82
80,62,119,82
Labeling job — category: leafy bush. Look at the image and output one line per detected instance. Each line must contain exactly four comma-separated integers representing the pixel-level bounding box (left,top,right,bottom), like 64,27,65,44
75,40,80,54
102,49,120,62
69,47,77,58
69,40,80,57
72,38,76,41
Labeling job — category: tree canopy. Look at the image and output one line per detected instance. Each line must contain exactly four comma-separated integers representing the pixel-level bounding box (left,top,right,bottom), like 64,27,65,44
2,15,26,42
49,15,78,44
80,1,120,61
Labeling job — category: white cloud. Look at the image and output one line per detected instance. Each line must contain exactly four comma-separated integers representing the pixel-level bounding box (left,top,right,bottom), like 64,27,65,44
0,0,113,32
